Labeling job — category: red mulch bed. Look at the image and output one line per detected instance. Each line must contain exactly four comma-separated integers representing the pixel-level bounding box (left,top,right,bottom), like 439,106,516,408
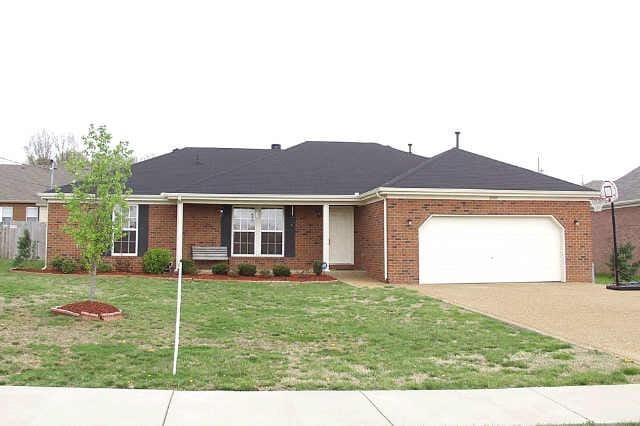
13,268,337,282
58,300,120,315
51,300,124,321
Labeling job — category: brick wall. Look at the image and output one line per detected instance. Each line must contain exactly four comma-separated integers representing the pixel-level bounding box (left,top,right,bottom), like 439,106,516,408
386,199,593,283
354,201,385,281
0,202,36,221
47,202,323,273
592,205,640,273
47,202,176,272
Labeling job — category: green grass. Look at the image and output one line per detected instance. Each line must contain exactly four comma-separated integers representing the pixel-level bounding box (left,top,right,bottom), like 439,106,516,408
0,258,638,390
595,273,640,284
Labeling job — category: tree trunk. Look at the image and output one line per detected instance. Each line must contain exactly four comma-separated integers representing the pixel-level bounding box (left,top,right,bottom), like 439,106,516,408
89,262,97,300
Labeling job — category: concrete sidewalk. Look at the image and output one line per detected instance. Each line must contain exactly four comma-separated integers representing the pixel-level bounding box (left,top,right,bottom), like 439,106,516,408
2,384,640,425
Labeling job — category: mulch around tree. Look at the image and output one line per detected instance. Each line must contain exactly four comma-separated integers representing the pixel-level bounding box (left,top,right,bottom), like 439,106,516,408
13,268,337,282
51,300,123,321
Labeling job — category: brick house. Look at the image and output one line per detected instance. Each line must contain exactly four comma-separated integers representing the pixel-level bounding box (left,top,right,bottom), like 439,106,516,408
587,167,640,274
40,141,597,284
0,164,72,225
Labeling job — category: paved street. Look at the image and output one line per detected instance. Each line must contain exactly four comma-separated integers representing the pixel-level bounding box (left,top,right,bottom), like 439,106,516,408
2,384,640,425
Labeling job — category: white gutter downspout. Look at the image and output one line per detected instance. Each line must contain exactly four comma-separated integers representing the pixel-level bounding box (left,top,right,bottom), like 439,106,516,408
382,194,388,282
41,203,48,270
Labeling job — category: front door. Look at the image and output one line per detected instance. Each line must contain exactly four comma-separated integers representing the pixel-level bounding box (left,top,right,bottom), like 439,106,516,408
329,206,354,265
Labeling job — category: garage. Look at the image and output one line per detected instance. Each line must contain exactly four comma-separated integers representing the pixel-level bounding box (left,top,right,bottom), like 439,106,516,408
418,215,565,284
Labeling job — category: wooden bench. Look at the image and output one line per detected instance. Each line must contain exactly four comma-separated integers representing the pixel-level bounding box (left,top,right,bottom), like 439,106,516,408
191,246,229,261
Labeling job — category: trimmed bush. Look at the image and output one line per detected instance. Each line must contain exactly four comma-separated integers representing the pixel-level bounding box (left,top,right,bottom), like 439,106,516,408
312,260,324,276
143,248,172,274
96,263,113,273
181,259,198,275
237,263,257,276
272,264,291,277
52,256,78,274
259,269,272,277
211,263,230,275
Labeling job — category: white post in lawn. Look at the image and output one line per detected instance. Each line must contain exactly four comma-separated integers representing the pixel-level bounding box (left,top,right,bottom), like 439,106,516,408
322,204,330,271
172,261,183,375
175,199,184,267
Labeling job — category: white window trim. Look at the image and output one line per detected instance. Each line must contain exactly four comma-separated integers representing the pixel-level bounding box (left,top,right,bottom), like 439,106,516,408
1,206,13,226
111,204,139,257
26,206,39,222
231,206,285,257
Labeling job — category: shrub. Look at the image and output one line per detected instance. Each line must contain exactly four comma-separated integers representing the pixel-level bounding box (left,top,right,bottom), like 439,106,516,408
312,260,324,276
237,263,257,276
143,248,172,274
272,264,291,277
181,259,198,275
259,269,272,277
607,242,640,282
96,263,113,273
211,263,230,275
52,256,78,274
13,230,32,266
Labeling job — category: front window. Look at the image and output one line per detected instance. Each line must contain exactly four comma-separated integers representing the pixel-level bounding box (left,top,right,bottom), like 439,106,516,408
232,207,284,256
26,207,38,223
112,205,138,256
1,206,13,226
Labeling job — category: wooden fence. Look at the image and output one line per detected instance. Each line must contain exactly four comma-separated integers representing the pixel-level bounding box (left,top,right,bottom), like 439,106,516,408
0,222,47,260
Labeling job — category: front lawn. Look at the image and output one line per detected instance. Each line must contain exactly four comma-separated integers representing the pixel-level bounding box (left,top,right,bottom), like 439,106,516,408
0,259,638,390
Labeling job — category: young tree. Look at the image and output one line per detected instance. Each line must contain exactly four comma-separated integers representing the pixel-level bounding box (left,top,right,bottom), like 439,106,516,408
13,229,32,266
607,242,640,282
60,124,133,300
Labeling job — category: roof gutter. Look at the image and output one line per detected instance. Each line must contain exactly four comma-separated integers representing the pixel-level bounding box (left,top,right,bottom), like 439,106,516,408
361,187,600,201
39,187,599,204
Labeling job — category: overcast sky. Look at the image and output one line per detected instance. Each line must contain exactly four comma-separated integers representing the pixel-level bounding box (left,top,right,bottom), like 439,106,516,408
1,1,638,185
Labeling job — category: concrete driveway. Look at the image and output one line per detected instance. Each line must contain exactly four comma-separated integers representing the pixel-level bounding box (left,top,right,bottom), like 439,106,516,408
419,282,640,362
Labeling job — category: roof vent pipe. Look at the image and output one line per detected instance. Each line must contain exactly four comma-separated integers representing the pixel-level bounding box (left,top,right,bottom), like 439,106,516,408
455,131,460,149
271,144,281,150
408,143,413,154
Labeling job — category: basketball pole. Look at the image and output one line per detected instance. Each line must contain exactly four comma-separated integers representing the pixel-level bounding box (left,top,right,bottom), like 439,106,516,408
610,202,620,286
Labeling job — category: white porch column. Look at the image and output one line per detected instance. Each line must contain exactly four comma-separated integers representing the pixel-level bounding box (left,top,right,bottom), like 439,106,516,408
322,204,330,270
175,198,184,267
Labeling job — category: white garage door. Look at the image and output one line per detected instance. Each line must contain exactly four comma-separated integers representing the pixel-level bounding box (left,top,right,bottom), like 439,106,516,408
419,215,565,284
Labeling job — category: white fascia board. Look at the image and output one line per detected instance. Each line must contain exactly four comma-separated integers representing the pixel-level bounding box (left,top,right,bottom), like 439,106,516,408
38,193,171,204
160,192,360,205
368,187,599,201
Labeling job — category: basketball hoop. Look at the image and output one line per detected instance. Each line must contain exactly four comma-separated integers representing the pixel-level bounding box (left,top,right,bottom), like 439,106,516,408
591,198,606,212
591,181,618,212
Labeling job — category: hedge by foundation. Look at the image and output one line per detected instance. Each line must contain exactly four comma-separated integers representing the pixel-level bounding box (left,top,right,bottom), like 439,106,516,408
51,301,123,321
13,268,336,282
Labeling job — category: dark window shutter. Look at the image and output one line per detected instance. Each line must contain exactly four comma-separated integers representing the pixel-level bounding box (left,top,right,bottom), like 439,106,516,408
284,205,296,257
221,205,232,256
137,204,149,256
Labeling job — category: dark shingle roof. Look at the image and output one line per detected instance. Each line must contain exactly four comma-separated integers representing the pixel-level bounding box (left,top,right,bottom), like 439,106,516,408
175,141,427,195
0,164,73,202
128,147,272,194
384,148,591,192
57,142,592,196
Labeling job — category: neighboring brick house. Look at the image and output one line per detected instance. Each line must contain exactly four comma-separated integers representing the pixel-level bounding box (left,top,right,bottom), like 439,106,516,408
587,167,640,274
0,164,72,225
41,141,597,284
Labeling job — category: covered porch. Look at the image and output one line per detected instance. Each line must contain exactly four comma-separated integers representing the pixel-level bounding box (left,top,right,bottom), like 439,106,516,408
173,200,360,273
